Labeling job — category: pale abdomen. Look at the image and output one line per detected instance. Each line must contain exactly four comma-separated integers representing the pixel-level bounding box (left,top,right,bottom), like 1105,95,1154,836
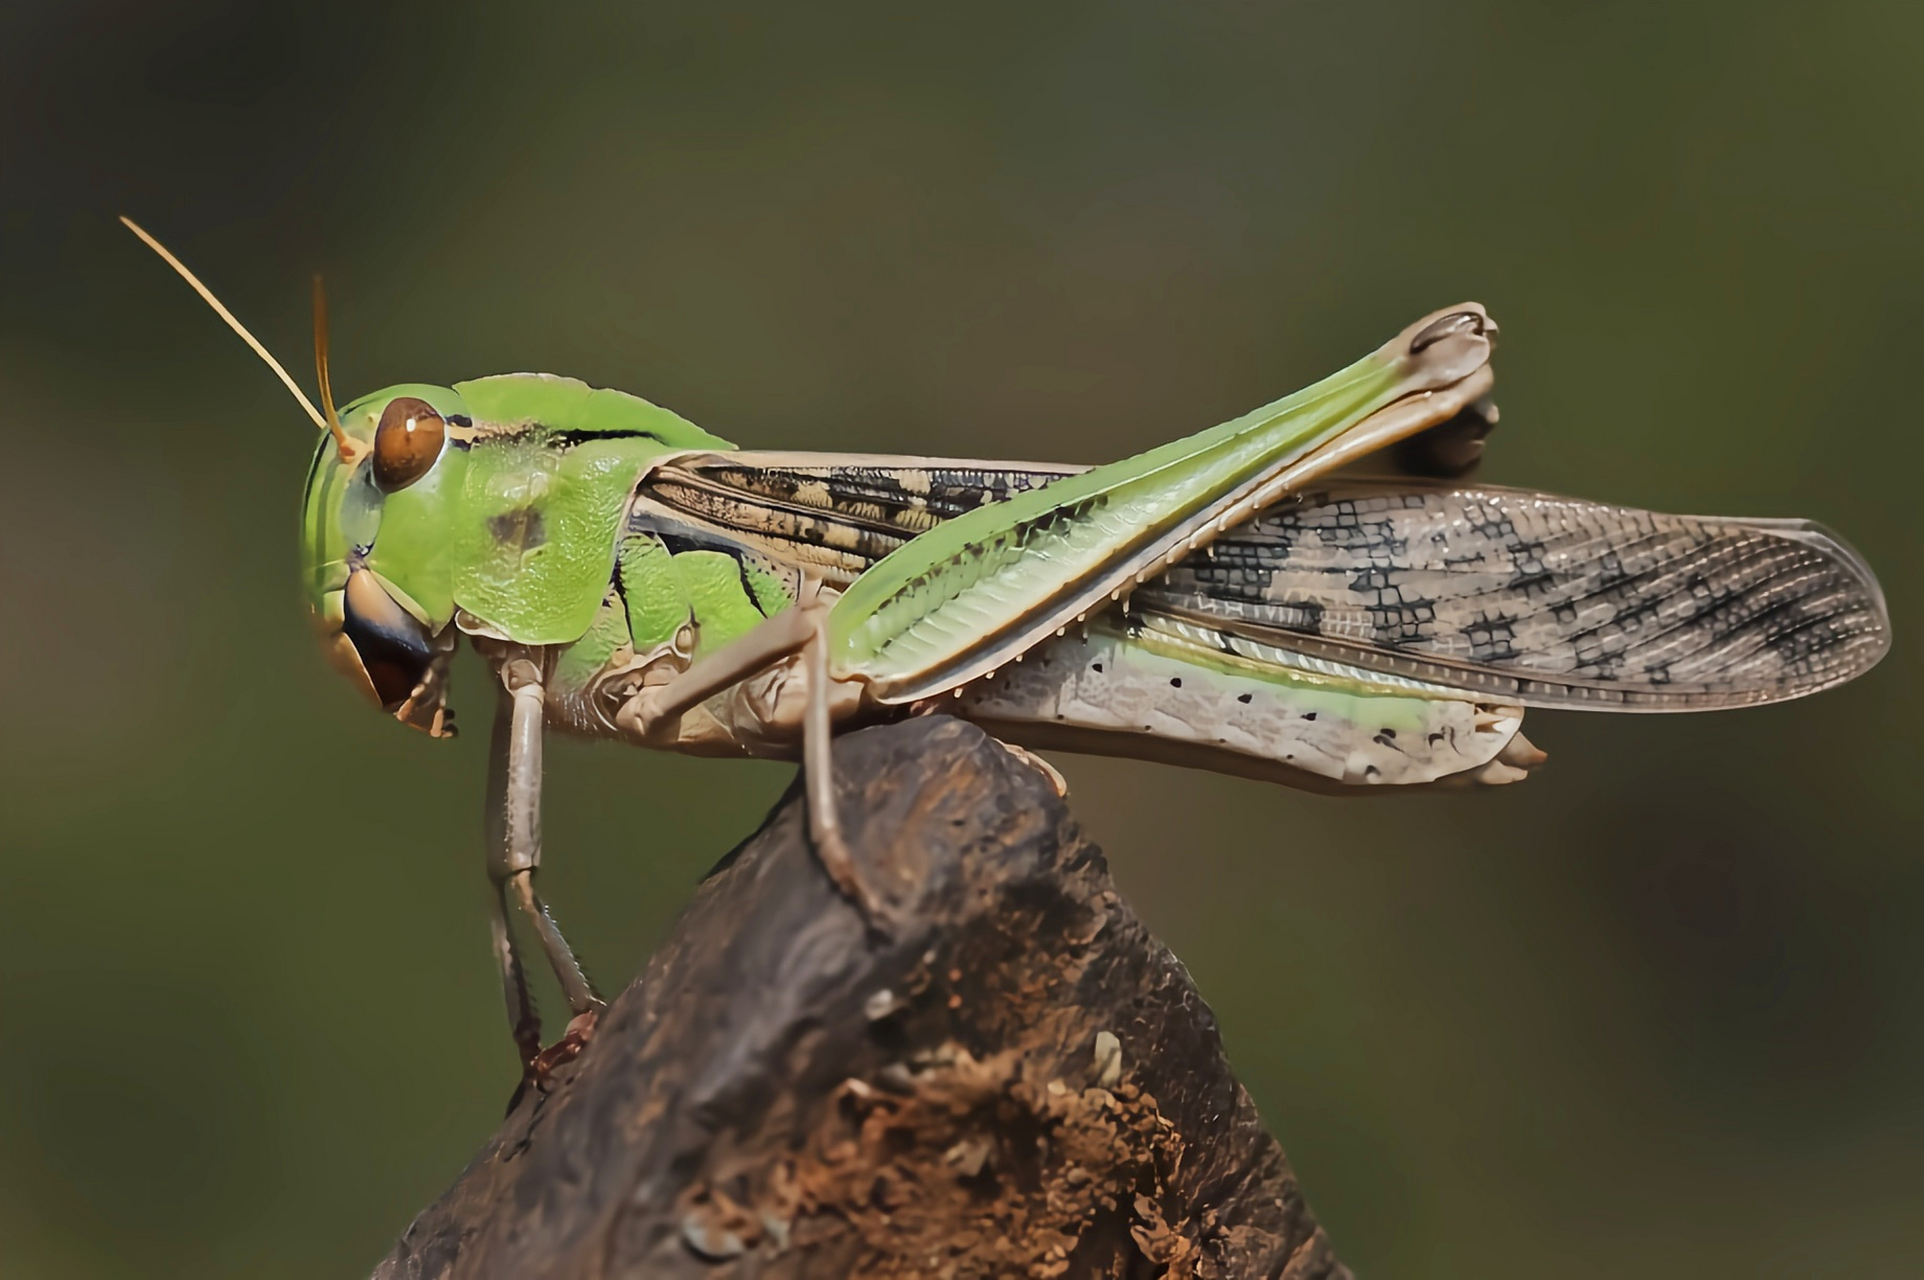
950,618,1538,791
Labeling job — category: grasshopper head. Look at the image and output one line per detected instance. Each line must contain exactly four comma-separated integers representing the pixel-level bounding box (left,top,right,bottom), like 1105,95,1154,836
301,384,471,737
117,220,475,737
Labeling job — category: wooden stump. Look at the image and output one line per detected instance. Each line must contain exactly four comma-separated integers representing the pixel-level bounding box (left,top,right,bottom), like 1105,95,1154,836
373,716,1350,1279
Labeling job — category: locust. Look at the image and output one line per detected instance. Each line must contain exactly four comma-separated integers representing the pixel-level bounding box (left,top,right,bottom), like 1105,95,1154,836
123,219,1891,1084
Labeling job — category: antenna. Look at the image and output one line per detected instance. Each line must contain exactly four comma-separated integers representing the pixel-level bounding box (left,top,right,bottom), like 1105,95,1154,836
119,216,355,459
311,274,351,455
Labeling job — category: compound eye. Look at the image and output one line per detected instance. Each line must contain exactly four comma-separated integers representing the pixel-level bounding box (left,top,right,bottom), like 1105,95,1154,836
372,396,446,491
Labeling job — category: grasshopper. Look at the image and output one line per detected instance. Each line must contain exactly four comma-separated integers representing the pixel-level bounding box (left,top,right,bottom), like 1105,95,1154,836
124,220,1891,1083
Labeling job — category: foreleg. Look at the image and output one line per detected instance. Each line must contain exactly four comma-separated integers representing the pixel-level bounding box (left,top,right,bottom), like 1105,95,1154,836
486,656,604,1081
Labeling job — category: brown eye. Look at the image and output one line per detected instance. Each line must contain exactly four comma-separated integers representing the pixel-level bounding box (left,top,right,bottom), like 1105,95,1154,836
372,396,446,491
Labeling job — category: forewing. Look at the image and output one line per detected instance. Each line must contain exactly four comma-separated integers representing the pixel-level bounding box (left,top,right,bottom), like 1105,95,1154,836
636,451,1081,584
1137,481,1891,710
640,457,1889,711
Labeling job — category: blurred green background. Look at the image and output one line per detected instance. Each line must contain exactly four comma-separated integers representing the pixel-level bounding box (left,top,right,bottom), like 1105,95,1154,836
2,2,1919,1275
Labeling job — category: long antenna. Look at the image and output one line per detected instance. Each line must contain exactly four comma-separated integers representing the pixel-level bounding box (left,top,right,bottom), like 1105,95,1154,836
311,274,351,454
119,215,355,459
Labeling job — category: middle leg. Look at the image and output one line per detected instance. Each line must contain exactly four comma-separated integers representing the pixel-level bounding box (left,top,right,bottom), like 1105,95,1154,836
615,596,882,919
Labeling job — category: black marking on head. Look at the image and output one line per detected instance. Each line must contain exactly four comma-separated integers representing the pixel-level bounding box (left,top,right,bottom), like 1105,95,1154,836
549,427,666,449
488,507,547,552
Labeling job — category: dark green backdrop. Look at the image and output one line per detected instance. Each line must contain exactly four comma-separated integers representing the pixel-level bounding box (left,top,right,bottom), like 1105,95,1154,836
2,3,1918,1275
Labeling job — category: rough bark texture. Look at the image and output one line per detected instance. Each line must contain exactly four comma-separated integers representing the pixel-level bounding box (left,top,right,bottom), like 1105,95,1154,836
373,716,1349,1280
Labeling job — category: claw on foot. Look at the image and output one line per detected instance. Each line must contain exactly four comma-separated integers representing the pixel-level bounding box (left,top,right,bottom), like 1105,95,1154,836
515,1009,601,1104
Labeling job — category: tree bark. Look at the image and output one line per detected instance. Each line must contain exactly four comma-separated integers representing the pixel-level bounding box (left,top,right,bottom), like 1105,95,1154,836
373,716,1350,1280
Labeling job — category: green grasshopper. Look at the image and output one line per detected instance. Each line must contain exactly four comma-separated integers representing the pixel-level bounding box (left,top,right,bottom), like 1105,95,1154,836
124,219,1890,1082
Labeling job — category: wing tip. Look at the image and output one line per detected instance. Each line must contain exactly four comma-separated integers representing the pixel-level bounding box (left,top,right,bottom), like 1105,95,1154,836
1759,517,1893,679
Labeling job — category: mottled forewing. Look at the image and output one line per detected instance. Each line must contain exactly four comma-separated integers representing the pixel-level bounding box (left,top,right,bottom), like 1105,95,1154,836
636,452,1080,585
1137,482,1890,710
640,458,1889,711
